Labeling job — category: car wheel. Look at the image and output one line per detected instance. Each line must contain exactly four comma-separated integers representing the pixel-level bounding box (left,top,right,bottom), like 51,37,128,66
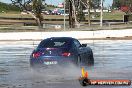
77,56,81,67
85,51,94,65
87,52,94,66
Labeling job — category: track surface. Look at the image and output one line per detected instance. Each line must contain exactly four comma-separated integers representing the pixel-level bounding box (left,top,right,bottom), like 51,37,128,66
0,40,132,88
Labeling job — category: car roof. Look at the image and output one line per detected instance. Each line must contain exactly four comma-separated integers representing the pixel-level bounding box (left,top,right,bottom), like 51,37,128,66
46,37,76,41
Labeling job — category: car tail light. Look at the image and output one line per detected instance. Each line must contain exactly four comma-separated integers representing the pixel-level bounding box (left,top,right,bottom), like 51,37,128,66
33,52,41,58
62,52,71,57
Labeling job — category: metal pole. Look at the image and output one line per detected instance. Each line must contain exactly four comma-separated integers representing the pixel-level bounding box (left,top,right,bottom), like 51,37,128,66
64,0,66,30
100,0,103,27
87,0,91,26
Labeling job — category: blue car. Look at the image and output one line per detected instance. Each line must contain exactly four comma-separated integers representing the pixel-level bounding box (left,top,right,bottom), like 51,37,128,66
30,37,94,67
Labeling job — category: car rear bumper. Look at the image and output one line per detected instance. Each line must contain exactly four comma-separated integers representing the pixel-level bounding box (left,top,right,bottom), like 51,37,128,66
30,56,77,68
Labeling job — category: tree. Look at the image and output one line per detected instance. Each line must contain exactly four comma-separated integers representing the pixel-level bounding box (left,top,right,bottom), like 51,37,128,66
64,0,104,27
80,0,104,26
11,0,45,29
66,0,79,28
112,0,121,9
77,4,85,22
121,6,130,14
112,0,132,14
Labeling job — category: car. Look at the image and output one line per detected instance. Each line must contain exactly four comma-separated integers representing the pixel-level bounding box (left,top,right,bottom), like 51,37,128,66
30,37,94,68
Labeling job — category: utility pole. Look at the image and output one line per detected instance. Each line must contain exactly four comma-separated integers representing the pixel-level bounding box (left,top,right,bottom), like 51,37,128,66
69,0,74,28
87,0,91,26
100,0,103,27
64,0,66,30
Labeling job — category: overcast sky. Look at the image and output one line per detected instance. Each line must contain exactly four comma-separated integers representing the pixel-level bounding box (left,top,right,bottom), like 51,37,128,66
0,0,113,7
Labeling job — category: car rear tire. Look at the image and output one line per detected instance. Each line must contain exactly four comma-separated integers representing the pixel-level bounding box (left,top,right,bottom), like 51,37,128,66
77,56,81,67
87,52,94,66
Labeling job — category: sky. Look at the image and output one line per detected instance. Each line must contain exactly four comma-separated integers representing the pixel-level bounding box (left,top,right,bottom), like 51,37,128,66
0,0,113,7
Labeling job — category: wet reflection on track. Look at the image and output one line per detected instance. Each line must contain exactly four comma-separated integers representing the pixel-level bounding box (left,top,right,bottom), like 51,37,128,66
0,40,132,88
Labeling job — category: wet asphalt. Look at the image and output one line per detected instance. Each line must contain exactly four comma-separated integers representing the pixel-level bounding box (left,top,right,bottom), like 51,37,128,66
0,40,132,88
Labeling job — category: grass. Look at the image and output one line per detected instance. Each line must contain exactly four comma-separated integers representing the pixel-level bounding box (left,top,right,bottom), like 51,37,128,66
103,12,125,20
0,13,69,19
0,13,32,18
0,2,20,12
0,11,125,20
85,12,125,20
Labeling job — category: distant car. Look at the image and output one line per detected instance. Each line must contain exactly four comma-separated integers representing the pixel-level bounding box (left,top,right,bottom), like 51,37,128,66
30,37,94,67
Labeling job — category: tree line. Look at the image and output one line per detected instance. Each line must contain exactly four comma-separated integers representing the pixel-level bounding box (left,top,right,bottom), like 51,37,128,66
0,2,20,12
9,0,104,29
112,0,132,14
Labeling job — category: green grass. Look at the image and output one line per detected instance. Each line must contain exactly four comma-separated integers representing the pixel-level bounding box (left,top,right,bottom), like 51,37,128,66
0,11,125,20
85,12,125,20
0,2,20,12
0,13,32,18
103,12,125,20
0,13,68,19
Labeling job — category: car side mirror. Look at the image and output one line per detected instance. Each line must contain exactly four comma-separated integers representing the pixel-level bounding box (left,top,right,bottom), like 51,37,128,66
81,44,87,47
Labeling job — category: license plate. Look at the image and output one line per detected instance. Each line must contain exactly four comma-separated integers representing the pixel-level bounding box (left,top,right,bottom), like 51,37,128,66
44,61,58,65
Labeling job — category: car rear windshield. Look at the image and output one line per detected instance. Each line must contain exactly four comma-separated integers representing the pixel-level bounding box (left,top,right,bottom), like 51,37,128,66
38,38,71,48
